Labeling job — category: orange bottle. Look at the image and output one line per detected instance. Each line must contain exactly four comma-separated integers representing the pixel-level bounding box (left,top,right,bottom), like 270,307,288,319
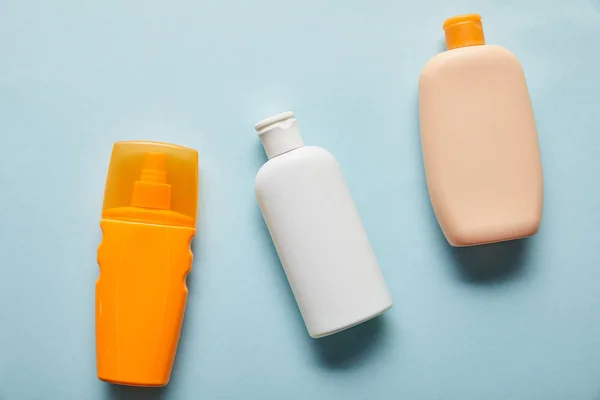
96,141,198,387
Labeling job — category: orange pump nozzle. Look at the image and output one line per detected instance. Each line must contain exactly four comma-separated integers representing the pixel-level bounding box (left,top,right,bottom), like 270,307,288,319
443,14,485,50
131,152,172,210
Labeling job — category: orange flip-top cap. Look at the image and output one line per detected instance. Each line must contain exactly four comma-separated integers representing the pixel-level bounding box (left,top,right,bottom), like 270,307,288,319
443,14,485,50
102,141,198,224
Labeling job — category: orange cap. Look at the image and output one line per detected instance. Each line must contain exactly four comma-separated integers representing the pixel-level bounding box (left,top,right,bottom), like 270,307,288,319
443,14,485,50
102,141,198,224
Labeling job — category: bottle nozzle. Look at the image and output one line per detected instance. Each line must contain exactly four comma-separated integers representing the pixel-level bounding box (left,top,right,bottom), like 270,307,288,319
255,111,304,159
131,152,172,209
139,152,167,184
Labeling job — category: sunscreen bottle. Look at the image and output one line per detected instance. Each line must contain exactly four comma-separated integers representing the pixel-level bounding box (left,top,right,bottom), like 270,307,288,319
254,112,392,338
419,14,543,246
96,141,198,386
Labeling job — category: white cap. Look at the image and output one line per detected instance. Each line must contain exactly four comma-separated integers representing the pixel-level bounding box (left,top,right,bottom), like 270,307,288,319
255,111,304,159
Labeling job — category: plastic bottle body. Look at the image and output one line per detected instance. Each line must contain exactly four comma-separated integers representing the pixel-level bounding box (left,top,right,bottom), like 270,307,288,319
419,44,543,246
255,146,392,338
96,211,194,386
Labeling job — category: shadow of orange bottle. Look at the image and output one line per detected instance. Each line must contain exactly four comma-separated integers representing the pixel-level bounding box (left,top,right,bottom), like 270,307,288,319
96,141,198,387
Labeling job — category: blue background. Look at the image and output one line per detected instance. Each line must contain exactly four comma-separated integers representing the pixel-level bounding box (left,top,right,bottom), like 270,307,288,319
1,0,600,399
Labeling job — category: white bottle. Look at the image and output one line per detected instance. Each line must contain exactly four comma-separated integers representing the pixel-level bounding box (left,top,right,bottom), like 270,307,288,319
254,111,392,338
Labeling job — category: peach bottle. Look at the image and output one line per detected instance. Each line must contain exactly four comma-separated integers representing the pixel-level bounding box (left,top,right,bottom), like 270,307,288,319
419,14,543,246
96,141,198,386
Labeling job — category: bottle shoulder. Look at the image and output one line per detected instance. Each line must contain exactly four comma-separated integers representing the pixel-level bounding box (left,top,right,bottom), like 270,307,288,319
420,45,521,83
102,206,195,228
255,146,339,189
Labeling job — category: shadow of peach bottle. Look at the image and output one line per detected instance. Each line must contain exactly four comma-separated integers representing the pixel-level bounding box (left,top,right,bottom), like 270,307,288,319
419,14,543,246
96,141,198,386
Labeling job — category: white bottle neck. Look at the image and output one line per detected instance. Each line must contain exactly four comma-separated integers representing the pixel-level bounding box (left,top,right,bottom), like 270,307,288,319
255,112,304,159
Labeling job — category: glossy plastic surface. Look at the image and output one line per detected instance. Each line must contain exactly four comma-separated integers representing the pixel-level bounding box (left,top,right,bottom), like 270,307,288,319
96,222,194,386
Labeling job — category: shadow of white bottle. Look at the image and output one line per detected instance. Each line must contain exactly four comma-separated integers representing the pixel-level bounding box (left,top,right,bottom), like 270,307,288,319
254,111,393,338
